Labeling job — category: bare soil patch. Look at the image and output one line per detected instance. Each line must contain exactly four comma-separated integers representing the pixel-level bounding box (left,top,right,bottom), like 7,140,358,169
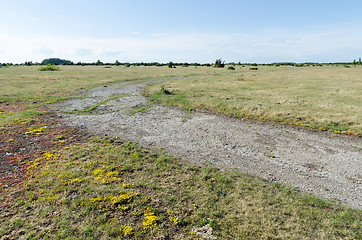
0,111,88,206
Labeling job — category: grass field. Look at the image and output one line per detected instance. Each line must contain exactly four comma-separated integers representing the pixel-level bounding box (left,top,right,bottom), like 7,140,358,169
1,128,360,239
0,65,361,239
147,65,362,134
0,65,206,126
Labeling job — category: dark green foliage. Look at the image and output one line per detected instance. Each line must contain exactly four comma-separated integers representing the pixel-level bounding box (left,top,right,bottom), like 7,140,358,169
168,62,174,68
227,66,235,70
41,58,73,65
114,60,121,66
214,59,225,68
95,60,103,66
249,67,258,70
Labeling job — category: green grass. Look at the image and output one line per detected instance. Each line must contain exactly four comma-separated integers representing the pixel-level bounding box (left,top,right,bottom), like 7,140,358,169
0,65,210,126
1,138,360,239
0,65,206,104
147,65,362,134
129,105,152,115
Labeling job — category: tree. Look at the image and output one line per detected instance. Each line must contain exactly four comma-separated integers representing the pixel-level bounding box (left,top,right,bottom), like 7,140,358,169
95,60,103,66
214,58,225,68
359,58,362,65
168,61,174,68
41,58,73,65
115,60,121,66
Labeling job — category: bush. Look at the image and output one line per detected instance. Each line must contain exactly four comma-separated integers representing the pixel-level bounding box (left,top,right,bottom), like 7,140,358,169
38,65,60,71
227,66,235,70
214,59,225,68
249,67,258,70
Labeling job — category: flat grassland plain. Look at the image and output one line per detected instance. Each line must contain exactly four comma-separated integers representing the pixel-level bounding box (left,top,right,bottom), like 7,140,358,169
0,65,361,239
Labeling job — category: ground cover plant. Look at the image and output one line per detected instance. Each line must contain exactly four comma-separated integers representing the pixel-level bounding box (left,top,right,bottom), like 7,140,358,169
147,65,362,135
1,130,361,239
0,65,361,239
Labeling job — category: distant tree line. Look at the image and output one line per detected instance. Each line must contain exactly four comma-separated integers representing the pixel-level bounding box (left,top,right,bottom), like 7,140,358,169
1,57,362,68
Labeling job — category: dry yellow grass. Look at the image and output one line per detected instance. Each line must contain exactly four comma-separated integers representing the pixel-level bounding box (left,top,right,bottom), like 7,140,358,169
148,65,362,133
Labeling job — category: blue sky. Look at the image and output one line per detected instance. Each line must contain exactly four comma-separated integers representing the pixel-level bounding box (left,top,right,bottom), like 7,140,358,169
1,0,362,63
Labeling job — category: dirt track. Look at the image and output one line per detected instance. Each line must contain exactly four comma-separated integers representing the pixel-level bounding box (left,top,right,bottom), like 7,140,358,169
53,78,362,209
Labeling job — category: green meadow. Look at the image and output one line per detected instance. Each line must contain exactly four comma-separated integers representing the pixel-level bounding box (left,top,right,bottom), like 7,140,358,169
0,65,361,239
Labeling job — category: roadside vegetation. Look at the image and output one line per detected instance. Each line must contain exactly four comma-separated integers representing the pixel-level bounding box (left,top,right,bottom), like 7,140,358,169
147,65,362,135
0,65,361,239
1,120,360,239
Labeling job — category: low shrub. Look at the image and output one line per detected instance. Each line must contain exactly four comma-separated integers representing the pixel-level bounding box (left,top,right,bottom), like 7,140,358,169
249,67,258,70
38,65,60,71
228,66,235,70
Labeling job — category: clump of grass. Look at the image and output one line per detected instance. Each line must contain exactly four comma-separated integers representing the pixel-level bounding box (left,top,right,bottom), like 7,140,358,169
1,137,360,239
249,67,258,70
227,66,235,70
160,86,171,95
38,65,60,71
148,88,193,113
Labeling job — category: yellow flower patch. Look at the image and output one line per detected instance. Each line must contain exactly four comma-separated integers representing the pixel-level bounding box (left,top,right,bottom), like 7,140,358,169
143,212,159,227
25,126,47,135
121,226,134,236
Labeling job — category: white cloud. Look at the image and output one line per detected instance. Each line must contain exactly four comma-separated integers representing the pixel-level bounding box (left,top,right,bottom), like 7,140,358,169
1,25,362,63
74,48,94,56
33,47,54,56
148,33,170,37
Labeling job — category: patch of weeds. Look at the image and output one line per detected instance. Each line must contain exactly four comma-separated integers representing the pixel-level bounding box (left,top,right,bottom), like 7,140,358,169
44,96,86,105
148,88,193,113
129,105,152,116
160,86,172,95
38,65,60,71
352,146,361,151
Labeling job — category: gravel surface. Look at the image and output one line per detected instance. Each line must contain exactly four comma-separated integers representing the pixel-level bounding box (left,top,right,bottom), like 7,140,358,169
53,78,362,209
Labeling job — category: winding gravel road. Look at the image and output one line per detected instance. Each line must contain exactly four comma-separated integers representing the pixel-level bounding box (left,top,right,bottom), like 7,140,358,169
53,78,361,209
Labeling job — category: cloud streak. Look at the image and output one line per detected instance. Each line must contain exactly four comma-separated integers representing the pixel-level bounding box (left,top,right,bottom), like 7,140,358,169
1,26,361,63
